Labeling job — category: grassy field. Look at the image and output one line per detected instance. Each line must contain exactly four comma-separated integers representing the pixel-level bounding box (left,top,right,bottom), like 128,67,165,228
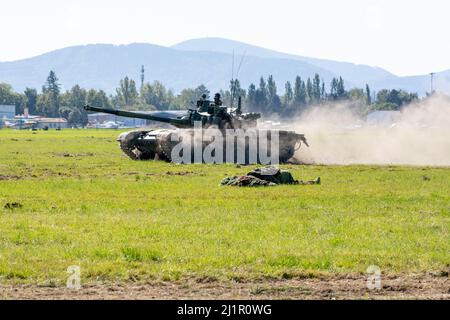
0,128,449,288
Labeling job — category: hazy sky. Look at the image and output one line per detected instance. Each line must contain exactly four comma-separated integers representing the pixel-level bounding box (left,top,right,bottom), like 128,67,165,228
1,0,449,76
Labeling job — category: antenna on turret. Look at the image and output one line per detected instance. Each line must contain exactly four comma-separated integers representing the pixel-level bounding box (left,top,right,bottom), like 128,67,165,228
230,51,246,109
236,51,246,79
230,50,235,107
231,50,235,82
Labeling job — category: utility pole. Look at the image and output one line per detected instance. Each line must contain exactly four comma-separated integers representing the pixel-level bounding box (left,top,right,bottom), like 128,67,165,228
430,72,435,94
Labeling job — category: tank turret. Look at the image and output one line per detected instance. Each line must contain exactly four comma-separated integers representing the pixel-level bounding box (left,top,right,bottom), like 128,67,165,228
84,96,260,129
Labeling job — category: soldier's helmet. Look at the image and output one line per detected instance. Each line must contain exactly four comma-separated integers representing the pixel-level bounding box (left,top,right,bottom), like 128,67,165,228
214,93,222,106
201,94,207,99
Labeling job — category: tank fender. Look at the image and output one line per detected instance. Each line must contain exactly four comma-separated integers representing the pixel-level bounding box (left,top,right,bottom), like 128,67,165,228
116,131,133,142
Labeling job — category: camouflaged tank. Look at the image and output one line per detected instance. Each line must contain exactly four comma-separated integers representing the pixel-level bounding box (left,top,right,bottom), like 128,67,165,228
84,96,309,164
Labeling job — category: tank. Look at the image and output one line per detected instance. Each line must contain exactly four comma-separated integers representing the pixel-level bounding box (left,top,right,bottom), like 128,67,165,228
84,96,309,164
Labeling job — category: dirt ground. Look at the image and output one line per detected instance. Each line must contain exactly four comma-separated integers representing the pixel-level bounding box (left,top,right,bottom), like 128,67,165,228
1,273,448,300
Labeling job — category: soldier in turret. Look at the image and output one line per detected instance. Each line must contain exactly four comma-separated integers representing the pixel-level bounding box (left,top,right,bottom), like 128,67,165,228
196,94,209,113
210,93,225,116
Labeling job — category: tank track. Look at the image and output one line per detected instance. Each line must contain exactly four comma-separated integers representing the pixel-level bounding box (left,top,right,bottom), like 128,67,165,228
120,140,139,160
117,129,305,164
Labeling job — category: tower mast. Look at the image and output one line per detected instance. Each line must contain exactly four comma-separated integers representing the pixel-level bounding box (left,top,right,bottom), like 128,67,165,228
140,65,145,91
430,72,435,94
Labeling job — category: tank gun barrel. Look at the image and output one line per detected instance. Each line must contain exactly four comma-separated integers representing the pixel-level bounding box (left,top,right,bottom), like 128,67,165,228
84,105,191,128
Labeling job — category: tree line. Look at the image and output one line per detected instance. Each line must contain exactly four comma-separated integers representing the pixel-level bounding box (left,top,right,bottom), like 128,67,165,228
0,70,419,126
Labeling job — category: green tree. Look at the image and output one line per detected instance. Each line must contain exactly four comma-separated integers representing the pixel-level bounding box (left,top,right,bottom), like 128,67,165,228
306,78,313,103
330,78,338,100
141,83,156,108
68,85,87,109
312,74,321,102
38,70,61,117
337,77,346,98
174,88,197,109
141,81,175,110
321,80,326,100
116,77,138,107
283,81,293,107
246,83,257,111
0,83,24,114
68,108,84,125
229,80,245,106
365,84,372,105
254,77,268,111
348,88,365,100
0,83,15,105
86,89,111,109
266,75,281,112
374,89,418,110
153,81,170,110
59,85,88,125
24,88,38,115
194,84,210,100
293,76,306,106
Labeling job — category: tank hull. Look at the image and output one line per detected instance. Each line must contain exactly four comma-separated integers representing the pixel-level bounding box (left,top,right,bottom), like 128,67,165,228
117,128,306,164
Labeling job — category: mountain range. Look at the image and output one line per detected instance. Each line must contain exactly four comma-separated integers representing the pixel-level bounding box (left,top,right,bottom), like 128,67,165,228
1,37,449,96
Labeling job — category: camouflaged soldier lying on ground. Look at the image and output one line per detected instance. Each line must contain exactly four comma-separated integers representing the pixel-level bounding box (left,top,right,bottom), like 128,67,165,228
221,166,321,187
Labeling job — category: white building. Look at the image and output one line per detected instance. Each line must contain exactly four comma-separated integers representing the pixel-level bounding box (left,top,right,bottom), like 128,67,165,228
0,105,15,119
12,114,69,129
33,117,69,129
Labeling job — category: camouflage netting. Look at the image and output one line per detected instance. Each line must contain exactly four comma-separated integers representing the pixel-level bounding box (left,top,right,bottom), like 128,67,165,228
221,175,277,187
221,166,320,187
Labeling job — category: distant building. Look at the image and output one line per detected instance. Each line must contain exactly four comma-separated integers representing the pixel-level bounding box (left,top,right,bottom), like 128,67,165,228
366,111,401,126
33,117,69,129
13,115,69,129
0,105,15,119
88,113,148,127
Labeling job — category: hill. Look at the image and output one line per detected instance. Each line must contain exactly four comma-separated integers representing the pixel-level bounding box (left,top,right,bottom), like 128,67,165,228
1,38,449,96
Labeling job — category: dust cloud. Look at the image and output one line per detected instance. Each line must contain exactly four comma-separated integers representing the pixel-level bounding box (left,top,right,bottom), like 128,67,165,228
292,95,450,166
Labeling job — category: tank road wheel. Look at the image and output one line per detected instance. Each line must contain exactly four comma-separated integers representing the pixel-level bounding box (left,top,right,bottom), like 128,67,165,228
120,141,139,160
133,149,155,160
278,144,296,163
118,131,148,161
120,141,156,160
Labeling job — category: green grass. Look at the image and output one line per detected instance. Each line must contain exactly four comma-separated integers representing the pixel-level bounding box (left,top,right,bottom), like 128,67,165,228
0,129,449,285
